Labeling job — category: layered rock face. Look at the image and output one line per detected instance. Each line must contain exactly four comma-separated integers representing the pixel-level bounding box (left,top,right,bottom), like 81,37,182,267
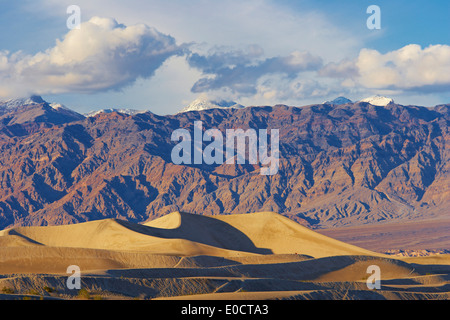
0,99,448,229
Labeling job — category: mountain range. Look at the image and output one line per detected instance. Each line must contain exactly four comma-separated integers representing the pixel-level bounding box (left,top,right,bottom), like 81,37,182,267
0,96,448,233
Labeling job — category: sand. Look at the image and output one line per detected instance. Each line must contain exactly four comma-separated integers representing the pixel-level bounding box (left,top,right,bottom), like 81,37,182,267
0,211,448,300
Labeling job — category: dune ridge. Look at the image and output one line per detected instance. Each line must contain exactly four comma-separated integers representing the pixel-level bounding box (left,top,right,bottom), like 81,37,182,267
0,211,381,258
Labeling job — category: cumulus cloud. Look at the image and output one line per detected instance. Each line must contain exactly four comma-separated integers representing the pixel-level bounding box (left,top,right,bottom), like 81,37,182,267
320,44,450,93
39,0,360,62
187,48,323,95
2,9,448,107
0,17,183,98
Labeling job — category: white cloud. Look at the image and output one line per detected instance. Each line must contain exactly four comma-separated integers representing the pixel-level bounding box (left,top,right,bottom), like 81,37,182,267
0,17,183,98
320,44,450,94
39,0,360,61
19,0,362,110
3,2,449,109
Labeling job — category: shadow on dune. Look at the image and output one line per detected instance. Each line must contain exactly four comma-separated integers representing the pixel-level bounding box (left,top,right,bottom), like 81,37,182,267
115,212,273,255
6,229,44,245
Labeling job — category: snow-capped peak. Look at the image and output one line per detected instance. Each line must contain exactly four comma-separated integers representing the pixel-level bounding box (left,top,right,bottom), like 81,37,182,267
178,96,245,113
0,96,79,114
0,95,46,110
360,95,394,106
324,96,352,105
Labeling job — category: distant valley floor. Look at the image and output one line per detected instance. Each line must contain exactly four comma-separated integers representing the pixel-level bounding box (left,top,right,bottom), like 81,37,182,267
318,216,450,254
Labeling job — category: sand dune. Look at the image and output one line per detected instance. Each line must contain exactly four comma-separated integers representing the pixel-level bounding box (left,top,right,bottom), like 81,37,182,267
145,211,383,258
315,258,418,282
0,211,382,276
211,212,383,258
0,211,448,300
0,211,381,258
0,217,248,257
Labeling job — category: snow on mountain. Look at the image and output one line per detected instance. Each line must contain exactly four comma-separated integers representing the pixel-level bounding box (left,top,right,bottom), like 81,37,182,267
49,103,70,110
0,96,72,112
324,97,352,105
0,95,46,111
178,97,245,113
360,95,394,106
0,95,83,115
0,95,85,123
84,108,147,117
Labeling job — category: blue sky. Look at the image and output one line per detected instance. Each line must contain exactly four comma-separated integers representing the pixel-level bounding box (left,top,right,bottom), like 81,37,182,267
0,0,449,114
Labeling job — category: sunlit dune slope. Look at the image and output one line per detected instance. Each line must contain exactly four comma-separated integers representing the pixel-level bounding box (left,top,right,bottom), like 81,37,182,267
0,211,382,258
145,211,382,257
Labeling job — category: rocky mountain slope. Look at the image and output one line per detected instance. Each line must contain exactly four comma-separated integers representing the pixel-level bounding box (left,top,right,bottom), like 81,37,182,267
0,97,448,230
